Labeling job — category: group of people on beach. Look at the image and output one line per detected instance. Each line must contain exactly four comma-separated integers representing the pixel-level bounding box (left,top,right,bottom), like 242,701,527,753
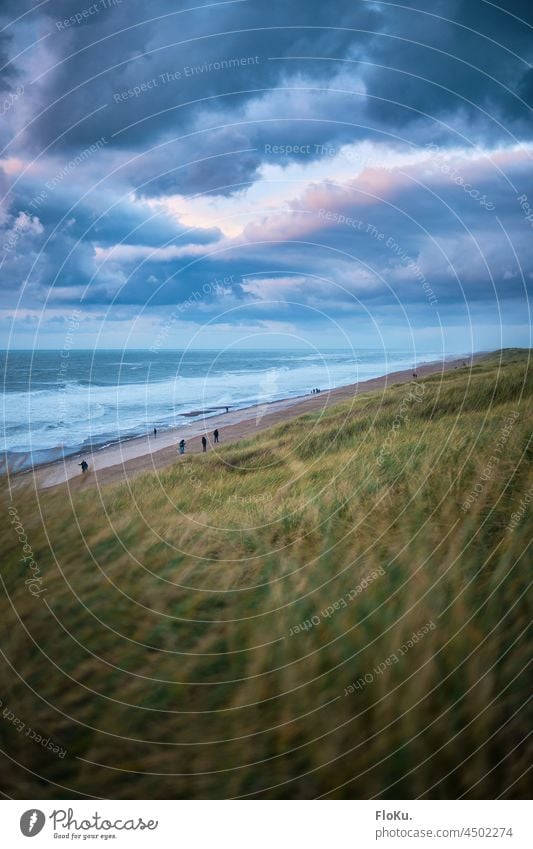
311,387,321,394
178,428,219,455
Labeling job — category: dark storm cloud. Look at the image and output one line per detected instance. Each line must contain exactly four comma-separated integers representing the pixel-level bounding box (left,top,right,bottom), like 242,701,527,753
0,168,221,306
0,0,382,198
362,1,533,145
79,155,533,312
0,27,16,90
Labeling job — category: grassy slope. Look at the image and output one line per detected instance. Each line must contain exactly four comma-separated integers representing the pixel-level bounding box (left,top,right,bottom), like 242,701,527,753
1,349,531,799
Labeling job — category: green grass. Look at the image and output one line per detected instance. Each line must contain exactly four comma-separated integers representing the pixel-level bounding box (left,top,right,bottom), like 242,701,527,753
1,349,532,798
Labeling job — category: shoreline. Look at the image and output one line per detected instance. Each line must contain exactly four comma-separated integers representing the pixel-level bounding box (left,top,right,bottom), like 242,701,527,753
12,354,476,492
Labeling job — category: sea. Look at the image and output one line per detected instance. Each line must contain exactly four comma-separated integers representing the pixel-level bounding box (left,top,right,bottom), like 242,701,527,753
1,348,448,472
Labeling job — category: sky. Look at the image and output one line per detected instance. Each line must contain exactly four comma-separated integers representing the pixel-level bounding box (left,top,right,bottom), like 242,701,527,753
0,0,532,352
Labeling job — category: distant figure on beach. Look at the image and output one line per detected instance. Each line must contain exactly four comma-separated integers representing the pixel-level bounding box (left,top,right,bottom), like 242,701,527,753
202,435,207,452
153,427,157,437
413,371,418,379
213,428,219,444
225,406,229,413
78,460,88,474
179,439,186,455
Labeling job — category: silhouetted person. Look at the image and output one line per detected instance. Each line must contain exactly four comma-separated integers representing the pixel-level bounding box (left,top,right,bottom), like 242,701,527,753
153,427,157,437
202,435,207,452
79,460,88,474
225,406,229,413
413,371,418,379
213,429,219,444
179,439,186,455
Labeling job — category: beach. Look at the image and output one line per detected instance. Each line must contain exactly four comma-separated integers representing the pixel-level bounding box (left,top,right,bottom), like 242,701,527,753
3,348,531,802
22,355,475,491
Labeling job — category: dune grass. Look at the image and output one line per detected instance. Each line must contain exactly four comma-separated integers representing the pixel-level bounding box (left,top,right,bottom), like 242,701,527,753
1,349,531,799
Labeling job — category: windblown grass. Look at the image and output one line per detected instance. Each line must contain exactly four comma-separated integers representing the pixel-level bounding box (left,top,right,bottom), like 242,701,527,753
1,349,531,798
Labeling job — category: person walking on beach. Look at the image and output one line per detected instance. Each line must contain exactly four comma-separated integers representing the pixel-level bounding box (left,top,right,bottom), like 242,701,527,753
225,406,229,413
213,428,219,444
78,460,88,474
202,435,207,452
153,427,157,437
179,439,186,455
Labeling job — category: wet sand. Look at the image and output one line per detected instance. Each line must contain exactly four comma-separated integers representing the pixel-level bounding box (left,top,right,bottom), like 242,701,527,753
18,356,475,493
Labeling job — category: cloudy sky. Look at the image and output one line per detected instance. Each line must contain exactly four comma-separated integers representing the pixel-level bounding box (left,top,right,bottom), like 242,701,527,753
0,0,531,351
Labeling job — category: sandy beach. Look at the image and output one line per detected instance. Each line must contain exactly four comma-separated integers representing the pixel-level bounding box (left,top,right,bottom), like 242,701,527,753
17,355,475,492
